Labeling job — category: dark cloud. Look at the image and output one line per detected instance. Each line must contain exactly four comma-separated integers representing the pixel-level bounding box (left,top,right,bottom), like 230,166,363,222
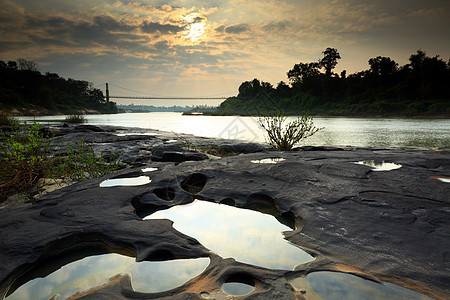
214,25,225,32
192,16,205,23
225,24,249,34
141,21,184,34
262,21,292,33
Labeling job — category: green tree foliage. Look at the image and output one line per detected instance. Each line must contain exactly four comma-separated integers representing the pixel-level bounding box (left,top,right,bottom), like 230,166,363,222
0,59,117,114
216,49,450,117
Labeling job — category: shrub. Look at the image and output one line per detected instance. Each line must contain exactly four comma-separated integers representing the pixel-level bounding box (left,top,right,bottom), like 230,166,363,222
257,112,322,150
0,123,54,201
0,115,19,127
64,114,86,124
50,140,122,182
0,123,122,202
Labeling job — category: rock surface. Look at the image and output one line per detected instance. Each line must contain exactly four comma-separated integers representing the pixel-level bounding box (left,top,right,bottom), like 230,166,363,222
0,125,449,299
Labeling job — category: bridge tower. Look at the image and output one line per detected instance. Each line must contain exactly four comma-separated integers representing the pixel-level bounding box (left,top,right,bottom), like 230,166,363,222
105,83,110,103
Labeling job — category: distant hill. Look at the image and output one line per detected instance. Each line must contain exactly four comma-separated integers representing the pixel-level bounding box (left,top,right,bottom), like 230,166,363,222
0,59,117,115
214,49,450,117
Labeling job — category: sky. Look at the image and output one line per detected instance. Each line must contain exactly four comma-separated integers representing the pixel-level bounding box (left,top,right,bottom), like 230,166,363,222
1,0,449,106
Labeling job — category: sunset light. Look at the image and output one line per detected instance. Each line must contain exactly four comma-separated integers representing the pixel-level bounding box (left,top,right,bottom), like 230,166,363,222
186,22,207,42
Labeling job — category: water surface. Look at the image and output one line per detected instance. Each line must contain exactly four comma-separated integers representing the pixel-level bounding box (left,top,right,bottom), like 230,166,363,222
354,160,402,171
290,271,432,300
99,176,151,187
6,255,209,300
18,112,450,148
144,200,313,269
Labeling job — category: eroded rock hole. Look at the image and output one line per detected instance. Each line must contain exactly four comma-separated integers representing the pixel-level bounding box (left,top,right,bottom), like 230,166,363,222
278,211,297,230
222,273,256,296
131,194,166,218
220,198,236,206
153,187,176,201
246,193,276,211
180,173,207,194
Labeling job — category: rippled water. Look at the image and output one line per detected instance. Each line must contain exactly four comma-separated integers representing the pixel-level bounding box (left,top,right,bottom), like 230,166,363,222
18,112,450,148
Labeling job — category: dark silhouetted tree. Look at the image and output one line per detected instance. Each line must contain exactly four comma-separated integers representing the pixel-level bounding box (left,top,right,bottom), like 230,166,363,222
287,62,320,86
320,47,341,76
368,56,398,77
17,58,38,71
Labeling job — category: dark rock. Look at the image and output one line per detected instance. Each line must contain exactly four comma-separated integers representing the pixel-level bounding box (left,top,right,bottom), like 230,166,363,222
294,145,346,151
0,126,448,300
159,151,209,163
74,125,105,132
216,142,267,154
150,145,186,160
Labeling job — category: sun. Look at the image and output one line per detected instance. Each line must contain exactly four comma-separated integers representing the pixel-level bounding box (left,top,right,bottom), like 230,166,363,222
186,22,206,42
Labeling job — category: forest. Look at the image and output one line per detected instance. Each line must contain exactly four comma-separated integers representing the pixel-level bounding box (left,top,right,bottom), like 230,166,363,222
0,59,117,114
216,49,450,117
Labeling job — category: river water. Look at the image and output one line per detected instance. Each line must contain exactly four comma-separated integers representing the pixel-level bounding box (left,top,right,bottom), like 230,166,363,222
18,112,450,148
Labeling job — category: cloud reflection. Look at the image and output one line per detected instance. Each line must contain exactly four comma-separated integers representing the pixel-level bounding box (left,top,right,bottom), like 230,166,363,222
300,271,432,300
145,200,314,269
7,255,209,300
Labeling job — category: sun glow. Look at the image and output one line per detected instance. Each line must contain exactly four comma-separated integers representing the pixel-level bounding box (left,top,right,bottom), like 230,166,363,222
186,22,206,42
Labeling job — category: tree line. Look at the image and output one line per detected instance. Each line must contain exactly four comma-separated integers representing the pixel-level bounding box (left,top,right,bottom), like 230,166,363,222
217,49,450,117
0,59,117,114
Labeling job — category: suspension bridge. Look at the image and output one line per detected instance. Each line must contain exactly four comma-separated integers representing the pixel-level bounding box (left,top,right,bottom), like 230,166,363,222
102,83,231,101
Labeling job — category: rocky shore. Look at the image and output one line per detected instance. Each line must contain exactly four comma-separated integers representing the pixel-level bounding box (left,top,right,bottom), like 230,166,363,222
0,124,449,299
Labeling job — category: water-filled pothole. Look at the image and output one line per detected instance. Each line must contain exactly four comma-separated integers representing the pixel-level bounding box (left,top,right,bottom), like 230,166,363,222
430,176,450,183
222,282,255,296
115,132,160,136
222,273,256,296
144,200,314,270
99,176,151,187
6,254,209,300
290,271,432,300
180,173,207,194
355,160,402,171
251,158,285,164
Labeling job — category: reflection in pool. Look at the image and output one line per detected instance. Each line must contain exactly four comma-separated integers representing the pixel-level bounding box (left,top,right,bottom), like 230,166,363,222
435,177,450,183
222,282,255,296
144,200,314,270
355,160,402,171
141,167,158,172
115,132,160,136
99,175,151,187
251,158,286,164
6,254,209,300
290,271,432,300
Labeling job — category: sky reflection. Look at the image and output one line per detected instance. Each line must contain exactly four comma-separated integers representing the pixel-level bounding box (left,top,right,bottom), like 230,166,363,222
289,271,432,300
355,160,402,171
145,200,314,270
6,255,209,300
99,176,151,187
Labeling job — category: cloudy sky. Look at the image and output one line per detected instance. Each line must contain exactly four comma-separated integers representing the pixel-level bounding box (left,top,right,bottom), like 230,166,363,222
1,0,449,106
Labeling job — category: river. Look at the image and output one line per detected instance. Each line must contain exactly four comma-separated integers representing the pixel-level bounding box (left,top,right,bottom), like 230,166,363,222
18,112,450,148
